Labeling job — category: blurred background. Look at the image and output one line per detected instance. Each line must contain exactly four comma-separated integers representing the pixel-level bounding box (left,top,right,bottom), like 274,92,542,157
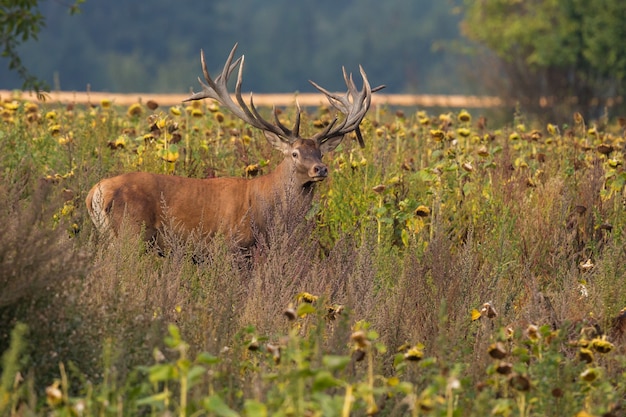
0,0,466,94
1,0,625,119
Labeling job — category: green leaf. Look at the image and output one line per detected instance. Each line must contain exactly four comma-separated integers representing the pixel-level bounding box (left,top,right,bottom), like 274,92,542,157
196,352,220,365
165,324,182,348
148,363,176,383
312,370,342,391
187,365,206,386
321,355,351,371
136,391,171,407
296,303,316,317
203,395,240,417
243,400,267,417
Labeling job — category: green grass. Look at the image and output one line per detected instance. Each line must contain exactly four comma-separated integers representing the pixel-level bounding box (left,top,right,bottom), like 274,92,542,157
0,96,625,416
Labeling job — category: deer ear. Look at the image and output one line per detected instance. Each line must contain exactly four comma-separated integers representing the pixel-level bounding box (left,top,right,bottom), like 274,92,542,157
264,132,291,154
319,135,345,155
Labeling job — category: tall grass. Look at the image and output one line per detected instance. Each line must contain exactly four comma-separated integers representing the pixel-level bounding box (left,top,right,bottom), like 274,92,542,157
0,95,625,415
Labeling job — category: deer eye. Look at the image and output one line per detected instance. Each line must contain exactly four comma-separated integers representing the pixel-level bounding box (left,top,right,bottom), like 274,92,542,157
291,151,298,158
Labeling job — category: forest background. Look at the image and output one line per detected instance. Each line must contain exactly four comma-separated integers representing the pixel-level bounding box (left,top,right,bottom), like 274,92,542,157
3,0,626,120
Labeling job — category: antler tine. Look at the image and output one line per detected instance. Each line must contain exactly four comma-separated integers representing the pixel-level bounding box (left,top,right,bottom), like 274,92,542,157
184,44,299,143
311,65,383,148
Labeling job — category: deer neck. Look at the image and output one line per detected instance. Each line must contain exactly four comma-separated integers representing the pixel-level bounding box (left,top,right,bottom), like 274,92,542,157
250,157,316,207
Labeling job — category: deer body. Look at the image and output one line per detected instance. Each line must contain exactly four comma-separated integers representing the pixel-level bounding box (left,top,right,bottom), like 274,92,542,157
86,44,383,249
87,138,325,248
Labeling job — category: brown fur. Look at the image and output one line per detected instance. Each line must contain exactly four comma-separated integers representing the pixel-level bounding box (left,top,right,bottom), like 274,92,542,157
85,138,331,249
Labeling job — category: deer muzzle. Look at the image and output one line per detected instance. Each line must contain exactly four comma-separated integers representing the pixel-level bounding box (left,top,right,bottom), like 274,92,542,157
310,163,328,181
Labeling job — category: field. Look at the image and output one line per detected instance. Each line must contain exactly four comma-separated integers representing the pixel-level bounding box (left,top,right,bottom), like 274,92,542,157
1,92,625,416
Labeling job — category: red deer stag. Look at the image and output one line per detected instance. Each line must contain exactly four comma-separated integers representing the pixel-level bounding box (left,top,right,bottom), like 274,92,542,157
86,44,383,249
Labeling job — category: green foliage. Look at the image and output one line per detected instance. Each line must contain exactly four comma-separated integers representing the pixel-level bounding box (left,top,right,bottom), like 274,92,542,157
461,0,626,118
1,95,626,415
0,0,84,94
0,323,28,415
0,0,463,95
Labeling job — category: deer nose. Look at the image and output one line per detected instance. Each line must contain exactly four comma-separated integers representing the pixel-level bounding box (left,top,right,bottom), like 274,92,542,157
312,164,328,178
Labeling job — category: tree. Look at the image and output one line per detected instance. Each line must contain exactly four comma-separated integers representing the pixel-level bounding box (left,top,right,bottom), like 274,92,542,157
0,0,84,95
461,0,626,119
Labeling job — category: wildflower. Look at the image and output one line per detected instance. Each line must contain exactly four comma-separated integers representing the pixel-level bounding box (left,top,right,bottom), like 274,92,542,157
589,337,614,354
546,123,558,135
488,342,507,359
127,103,143,117
481,302,497,318
509,132,520,141
351,331,370,349
58,135,72,146
462,162,474,172
48,124,62,135
108,136,126,149
191,108,204,118
245,164,260,177
608,159,621,168
596,144,614,155
283,304,297,321
414,205,430,217
297,292,318,303
326,304,344,321
146,100,159,110
579,259,594,272
100,98,112,109
530,130,542,141
169,106,182,116
214,112,225,123
439,113,452,125
156,117,167,130
161,147,179,163
496,362,513,375
45,381,63,406
458,109,471,123
372,184,386,194
477,146,489,157
526,324,540,342
578,348,594,363
45,110,57,120
430,129,445,141
580,368,599,383
4,101,19,111
266,343,281,364
404,344,424,361
24,101,38,113
247,338,260,351
207,102,219,112
573,112,584,124
457,127,471,137
509,374,531,391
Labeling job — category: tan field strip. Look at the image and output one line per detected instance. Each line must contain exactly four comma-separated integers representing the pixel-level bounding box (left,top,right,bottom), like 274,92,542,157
0,90,504,108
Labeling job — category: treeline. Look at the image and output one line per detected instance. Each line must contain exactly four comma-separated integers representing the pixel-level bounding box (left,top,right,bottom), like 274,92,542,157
0,0,468,95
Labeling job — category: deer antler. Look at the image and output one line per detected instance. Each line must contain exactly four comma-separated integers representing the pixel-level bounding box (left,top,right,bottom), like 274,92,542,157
184,43,301,143
185,44,385,148
310,67,385,148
